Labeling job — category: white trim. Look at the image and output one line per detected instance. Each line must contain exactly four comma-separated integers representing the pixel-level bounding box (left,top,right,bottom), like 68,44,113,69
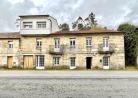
69,57,76,69
103,56,110,69
103,66,109,69
36,66,45,69
70,66,76,70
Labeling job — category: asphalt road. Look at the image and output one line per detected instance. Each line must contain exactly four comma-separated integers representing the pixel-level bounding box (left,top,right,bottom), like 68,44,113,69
0,78,138,98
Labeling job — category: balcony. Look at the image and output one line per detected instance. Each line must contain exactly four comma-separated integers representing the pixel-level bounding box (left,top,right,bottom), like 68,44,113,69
49,45,64,55
98,43,115,54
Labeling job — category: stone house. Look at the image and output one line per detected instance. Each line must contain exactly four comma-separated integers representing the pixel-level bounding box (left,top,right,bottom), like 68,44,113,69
0,15,125,70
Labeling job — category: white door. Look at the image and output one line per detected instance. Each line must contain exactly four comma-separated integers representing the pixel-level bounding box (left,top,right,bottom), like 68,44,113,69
103,38,109,51
54,38,60,52
36,55,44,69
103,56,110,69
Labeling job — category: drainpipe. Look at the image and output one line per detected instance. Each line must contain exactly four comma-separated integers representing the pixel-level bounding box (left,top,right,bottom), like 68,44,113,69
48,18,52,34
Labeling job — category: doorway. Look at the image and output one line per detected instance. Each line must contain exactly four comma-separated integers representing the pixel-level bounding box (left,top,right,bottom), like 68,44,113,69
103,56,110,69
7,56,13,68
23,55,33,69
86,57,92,69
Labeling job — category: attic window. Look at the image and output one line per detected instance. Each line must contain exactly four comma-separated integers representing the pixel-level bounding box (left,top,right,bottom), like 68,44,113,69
37,21,46,29
23,22,33,29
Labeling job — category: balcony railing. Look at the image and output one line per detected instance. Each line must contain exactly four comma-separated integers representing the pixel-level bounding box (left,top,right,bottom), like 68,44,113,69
98,43,115,54
49,45,64,55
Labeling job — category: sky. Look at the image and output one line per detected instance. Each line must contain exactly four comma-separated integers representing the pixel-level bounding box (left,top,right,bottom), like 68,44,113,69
0,0,138,32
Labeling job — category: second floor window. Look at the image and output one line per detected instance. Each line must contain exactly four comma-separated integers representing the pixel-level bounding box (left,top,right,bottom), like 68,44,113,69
70,38,76,48
36,39,42,48
37,21,46,29
86,37,92,48
103,38,109,48
54,38,60,48
23,22,33,29
8,41,13,49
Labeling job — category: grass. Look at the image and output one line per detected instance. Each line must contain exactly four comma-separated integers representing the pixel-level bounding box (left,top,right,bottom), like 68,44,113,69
0,65,138,71
125,66,138,70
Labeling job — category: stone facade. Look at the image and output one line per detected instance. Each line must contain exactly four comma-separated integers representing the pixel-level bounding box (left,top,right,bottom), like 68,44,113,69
0,31,125,70
0,33,20,68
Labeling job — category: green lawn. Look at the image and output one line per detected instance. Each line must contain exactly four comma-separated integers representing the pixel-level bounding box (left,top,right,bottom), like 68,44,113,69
125,66,138,70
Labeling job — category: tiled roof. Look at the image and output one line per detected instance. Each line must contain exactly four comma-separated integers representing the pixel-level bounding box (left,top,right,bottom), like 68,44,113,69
0,32,20,39
51,29,123,35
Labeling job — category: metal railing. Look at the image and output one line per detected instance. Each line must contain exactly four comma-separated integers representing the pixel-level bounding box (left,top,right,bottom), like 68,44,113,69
98,43,115,54
49,45,64,55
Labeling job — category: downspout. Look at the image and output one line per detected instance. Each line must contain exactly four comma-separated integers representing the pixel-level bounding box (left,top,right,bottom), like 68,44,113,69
48,18,52,34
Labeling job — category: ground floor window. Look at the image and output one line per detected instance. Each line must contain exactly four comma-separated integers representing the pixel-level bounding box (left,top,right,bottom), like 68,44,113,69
53,57,60,65
36,55,44,67
103,56,109,66
70,57,76,67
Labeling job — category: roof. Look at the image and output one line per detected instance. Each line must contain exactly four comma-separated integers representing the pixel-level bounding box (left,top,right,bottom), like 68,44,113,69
0,32,20,39
51,29,123,35
19,15,50,18
0,29,123,38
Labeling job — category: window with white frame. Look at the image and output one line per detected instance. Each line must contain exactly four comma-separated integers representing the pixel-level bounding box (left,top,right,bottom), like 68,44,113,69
53,57,60,65
8,41,13,49
54,38,60,48
36,39,42,48
36,55,44,67
86,37,92,48
23,22,33,29
70,38,76,48
37,21,46,29
70,57,76,67
103,56,109,66
103,37,109,48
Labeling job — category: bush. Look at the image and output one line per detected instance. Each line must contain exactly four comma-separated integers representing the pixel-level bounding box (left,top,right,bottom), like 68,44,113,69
45,65,69,70
92,66,102,70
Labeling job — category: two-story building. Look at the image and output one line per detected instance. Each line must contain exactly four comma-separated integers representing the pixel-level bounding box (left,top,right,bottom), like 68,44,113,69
0,15,125,70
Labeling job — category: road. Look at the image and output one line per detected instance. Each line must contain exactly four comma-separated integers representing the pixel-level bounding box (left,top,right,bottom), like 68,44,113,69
0,71,138,98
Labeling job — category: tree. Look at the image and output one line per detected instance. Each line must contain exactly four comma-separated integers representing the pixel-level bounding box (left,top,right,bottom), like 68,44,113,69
78,23,84,30
117,23,138,66
88,12,97,27
135,28,138,66
60,23,70,31
72,22,77,29
72,12,98,30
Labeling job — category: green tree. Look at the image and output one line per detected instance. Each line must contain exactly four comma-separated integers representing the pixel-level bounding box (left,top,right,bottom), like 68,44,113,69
117,23,138,66
135,28,138,66
60,23,70,31
78,23,84,30
88,12,97,27
72,12,98,30
72,22,77,29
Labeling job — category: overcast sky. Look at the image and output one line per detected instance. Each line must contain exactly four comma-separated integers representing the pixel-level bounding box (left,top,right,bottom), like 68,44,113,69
0,0,138,32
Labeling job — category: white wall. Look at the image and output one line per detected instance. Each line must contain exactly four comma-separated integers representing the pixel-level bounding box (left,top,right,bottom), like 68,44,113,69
20,16,59,35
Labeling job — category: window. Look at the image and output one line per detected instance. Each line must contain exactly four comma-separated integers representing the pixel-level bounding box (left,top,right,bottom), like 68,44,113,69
70,57,76,67
36,39,42,48
36,55,44,67
23,22,33,29
70,38,76,48
103,38,109,48
53,57,60,65
86,37,92,48
103,57,109,66
8,41,13,49
37,21,46,28
54,38,60,48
